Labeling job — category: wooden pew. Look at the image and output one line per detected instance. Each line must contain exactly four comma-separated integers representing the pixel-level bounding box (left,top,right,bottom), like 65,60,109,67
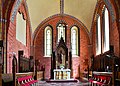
17,76,37,86
89,74,112,86
1,72,44,86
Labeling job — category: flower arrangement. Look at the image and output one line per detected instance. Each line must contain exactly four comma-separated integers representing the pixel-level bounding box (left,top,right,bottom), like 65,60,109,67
60,64,64,69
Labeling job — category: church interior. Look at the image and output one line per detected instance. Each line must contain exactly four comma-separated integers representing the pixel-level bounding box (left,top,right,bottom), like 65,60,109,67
0,0,120,86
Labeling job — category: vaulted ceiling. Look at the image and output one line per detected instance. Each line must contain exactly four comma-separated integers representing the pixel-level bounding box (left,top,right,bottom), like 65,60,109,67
26,0,97,33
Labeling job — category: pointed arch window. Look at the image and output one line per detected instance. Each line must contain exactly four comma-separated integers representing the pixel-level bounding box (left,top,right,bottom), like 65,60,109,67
71,26,78,56
103,7,109,52
57,23,65,42
44,26,52,56
16,12,26,45
96,15,101,55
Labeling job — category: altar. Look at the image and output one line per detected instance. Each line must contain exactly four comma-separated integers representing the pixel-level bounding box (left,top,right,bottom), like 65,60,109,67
53,69,71,80
51,37,72,79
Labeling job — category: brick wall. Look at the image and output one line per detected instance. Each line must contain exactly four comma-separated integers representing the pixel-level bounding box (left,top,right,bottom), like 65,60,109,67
33,15,90,79
7,1,31,73
91,0,119,70
92,0,119,56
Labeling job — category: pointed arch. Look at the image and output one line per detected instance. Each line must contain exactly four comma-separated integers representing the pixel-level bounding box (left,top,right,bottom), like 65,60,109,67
103,7,110,52
2,0,32,73
44,26,53,56
57,23,66,42
71,26,79,56
96,15,101,55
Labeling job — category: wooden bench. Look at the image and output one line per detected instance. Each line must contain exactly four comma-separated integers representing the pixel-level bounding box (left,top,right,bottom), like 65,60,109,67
89,74,111,86
17,76,38,86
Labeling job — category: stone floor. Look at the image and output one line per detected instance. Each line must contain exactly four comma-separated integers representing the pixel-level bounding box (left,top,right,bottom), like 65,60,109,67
35,78,91,86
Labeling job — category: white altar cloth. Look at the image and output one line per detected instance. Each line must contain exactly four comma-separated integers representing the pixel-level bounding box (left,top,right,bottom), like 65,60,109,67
53,69,71,80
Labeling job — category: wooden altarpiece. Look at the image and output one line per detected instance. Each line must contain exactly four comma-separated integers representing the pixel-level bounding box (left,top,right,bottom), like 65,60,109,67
51,37,72,79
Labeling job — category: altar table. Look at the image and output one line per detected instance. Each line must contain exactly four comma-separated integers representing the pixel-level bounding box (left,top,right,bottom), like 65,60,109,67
53,69,71,80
